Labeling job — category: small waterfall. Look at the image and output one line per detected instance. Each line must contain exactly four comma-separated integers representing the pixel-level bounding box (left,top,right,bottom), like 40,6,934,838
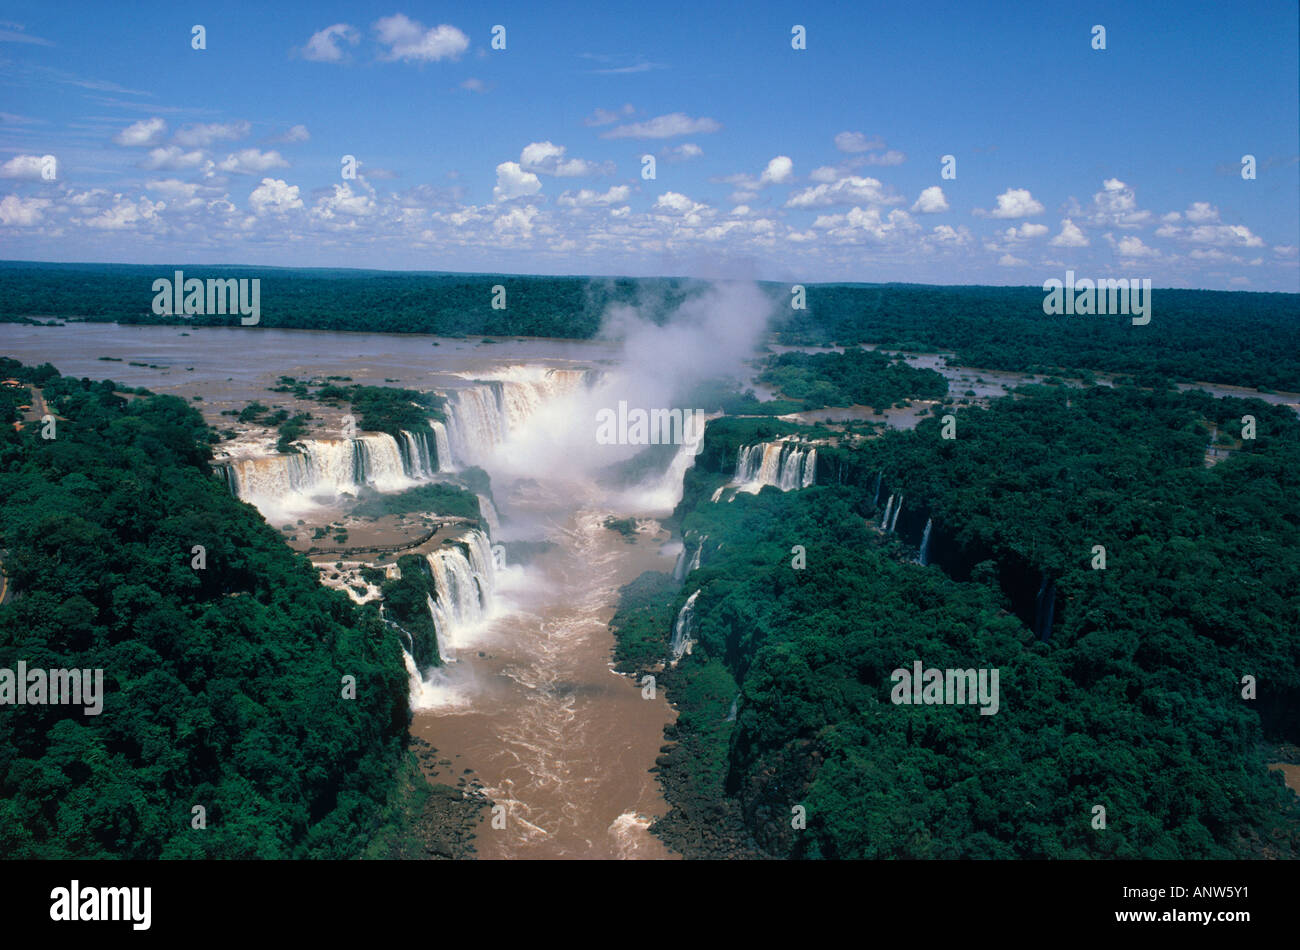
890,493,904,533
670,590,700,662
916,517,933,566
873,472,882,507
880,493,895,530
723,694,738,722
476,493,501,538
672,535,706,582
802,448,817,488
222,432,415,509
398,428,435,480
429,420,453,472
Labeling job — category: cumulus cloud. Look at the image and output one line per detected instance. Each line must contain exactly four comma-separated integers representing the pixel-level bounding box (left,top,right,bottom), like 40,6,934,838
785,175,901,209
173,121,250,147
1002,222,1048,240
249,178,302,214
557,185,630,207
519,141,611,177
493,161,541,201
812,206,918,243
660,143,703,163
139,146,205,171
911,185,948,214
273,124,310,144
0,154,51,180
978,187,1045,218
301,23,359,62
601,112,720,139
80,195,165,230
1049,218,1089,247
834,131,885,153
374,14,468,62
1084,179,1150,227
759,155,793,185
1184,201,1219,223
1114,234,1157,258
998,253,1027,267
218,149,289,174
0,194,51,225
114,117,166,147
313,182,375,219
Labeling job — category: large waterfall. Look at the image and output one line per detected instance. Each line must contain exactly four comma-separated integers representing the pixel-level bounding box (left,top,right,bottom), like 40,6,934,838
443,367,590,467
422,528,498,655
222,432,429,508
670,590,700,663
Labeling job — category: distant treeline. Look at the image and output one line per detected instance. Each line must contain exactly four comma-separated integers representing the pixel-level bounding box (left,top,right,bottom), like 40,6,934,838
3,263,1298,392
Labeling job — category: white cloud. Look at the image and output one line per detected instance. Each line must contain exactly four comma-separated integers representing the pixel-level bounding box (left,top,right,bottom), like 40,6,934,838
1184,201,1219,223
1049,218,1089,247
249,178,302,214
174,121,250,147
0,194,51,225
374,14,468,62
313,182,375,219
114,117,167,147
785,175,900,209
519,141,611,177
139,146,205,171
584,104,635,127
759,155,793,185
979,188,1045,219
0,154,50,180
654,191,708,216
493,161,541,201
813,206,918,243
1003,222,1048,240
998,253,1027,267
80,195,165,230
834,131,885,153
660,143,703,163
931,224,971,246
861,150,906,166
1085,179,1150,227
911,186,948,214
1115,235,1157,258
557,185,630,207
301,23,359,62
1186,224,1264,248
218,149,289,174
601,112,721,139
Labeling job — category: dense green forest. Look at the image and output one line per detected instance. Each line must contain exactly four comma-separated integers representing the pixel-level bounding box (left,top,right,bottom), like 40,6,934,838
758,346,947,409
613,377,1300,858
0,359,419,858
3,262,1297,391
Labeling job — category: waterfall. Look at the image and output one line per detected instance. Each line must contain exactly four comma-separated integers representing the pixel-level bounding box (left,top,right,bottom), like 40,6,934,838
670,590,700,663
728,441,817,497
873,472,882,507
429,420,453,472
423,529,497,651
443,367,589,466
880,493,895,530
476,493,501,538
724,694,738,722
890,493,903,533
398,428,435,480
917,517,933,566
672,535,706,582
426,593,453,663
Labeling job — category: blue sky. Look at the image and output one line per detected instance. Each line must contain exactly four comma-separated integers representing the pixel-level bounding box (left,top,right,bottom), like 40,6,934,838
1,0,1296,289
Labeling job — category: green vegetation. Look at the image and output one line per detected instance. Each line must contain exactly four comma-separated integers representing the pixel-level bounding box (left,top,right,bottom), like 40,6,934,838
351,483,482,522
759,347,947,408
0,361,414,858
620,379,1300,859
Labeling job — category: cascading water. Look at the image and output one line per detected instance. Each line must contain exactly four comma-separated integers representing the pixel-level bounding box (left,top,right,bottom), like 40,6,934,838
880,493,895,530
443,368,590,467
917,517,933,566
670,590,700,663
422,529,497,653
724,441,817,499
873,471,882,507
429,420,453,472
890,493,904,533
476,493,501,537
